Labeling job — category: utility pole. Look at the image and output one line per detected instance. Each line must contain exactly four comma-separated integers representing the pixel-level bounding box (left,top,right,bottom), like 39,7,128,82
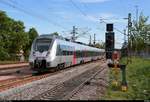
73,26,76,41
71,26,77,42
94,33,96,45
89,35,92,45
128,13,132,63
124,29,126,43
135,5,139,25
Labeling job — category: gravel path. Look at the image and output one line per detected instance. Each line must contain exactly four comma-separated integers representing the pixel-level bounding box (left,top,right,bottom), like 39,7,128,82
0,61,101,100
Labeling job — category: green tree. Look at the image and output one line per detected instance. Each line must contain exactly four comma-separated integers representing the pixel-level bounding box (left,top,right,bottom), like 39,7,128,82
28,28,38,46
94,42,105,49
131,12,150,53
51,32,59,36
0,10,29,61
9,21,28,54
23,28,38,58
0,11,14,60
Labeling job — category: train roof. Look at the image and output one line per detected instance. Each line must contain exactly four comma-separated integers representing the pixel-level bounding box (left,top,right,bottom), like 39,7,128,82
37,34,105,52
36,34,65,40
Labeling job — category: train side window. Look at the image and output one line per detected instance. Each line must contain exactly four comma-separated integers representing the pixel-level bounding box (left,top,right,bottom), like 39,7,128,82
81,51,83,57
62,51,65,55
69,51,71,55
90,51,92,57
56,45,61,56
76,51,79,58
88,51,89,57
87,51,89,57
71,51,73,55
83,51,85,57
79,51,81,58
68,51,70,55
76,51,81,58
69,51,72,55
67,51,70,55
66,51,68,55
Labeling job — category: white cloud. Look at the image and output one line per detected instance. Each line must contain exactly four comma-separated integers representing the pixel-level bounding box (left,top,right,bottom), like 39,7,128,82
79,0,110,3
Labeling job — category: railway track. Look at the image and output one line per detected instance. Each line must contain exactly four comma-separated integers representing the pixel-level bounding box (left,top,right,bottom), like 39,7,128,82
0,63,29,71
31,62,106,100
0,75,32,87
0,60,105,93
0,73,50,92
63,65,108,100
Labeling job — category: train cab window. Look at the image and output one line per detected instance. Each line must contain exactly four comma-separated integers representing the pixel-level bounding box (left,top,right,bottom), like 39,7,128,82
34,38,52,53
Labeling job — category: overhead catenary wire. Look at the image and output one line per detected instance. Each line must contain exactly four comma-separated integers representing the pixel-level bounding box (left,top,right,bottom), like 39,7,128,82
69,0,127,48
0,0,67,30
69,0,97,43
70,0,127,48
69,0,87,17
70,0,126,36
100,18,125,35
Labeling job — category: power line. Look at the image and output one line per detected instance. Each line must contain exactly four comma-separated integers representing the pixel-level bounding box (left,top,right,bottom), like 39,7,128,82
69,0,87,17
70,0,97,19
0,0,67,30
9,0,68,26
70,1,125,43
69,0,98,43
100,18,125,35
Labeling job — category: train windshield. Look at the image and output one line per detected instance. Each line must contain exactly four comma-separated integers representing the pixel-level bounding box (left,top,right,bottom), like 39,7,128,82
34,38,52,52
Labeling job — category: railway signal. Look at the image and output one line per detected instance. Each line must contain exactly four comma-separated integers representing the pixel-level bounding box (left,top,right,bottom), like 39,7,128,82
106,32,114,51
120,65,128,92
105,23,115,59
107,50,128,92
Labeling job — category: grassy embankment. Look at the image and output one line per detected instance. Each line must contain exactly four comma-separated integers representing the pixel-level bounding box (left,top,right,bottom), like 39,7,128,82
102,57,150,100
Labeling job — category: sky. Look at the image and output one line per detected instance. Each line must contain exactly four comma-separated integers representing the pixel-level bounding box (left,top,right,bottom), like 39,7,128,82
0,0,150,49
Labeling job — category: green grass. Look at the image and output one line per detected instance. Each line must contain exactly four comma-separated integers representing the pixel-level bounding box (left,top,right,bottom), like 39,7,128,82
102,57,150,100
